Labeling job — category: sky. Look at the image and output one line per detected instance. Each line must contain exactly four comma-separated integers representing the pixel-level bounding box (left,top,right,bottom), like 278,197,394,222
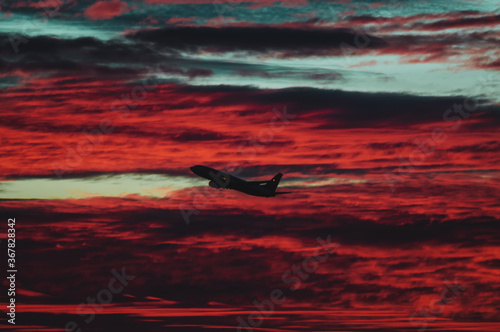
0,0,499,331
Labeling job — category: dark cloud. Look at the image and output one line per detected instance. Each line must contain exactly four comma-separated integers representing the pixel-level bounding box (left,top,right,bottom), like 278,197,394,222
0,33,164,76
367,142,415,150
235,68,274,78
126,26,387,56
419,13,500,30
308,71,344,81
481,58,500,69
478,259,500,269
111,127,239,142
448,141,500,153
190,85,500,128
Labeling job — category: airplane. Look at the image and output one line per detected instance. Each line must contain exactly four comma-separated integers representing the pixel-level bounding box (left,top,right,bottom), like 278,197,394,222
190,165,292,197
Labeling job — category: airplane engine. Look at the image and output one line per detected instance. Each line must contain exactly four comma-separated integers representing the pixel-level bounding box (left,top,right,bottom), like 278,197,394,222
209,180,221,189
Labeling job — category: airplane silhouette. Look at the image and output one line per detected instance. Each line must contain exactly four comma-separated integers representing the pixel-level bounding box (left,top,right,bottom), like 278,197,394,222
190,165,291,197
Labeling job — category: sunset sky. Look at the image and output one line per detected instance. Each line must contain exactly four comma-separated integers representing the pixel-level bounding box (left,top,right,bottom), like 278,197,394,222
1,0,499,331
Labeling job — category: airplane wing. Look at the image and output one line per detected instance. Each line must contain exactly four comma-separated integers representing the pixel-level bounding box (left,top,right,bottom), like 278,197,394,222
246,181,270,186
247,173,283,187
274,191,292,195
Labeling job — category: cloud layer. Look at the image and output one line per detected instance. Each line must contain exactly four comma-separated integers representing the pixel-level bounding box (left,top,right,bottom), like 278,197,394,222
1,0,499,331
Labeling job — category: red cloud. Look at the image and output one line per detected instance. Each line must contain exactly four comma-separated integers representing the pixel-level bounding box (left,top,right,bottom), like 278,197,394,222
84,0,131,20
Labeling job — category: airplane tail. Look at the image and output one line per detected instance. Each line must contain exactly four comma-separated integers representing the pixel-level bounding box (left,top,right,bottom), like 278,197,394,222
265,173,282,192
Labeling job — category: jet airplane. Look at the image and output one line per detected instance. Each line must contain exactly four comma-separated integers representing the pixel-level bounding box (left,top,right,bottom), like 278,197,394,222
190,165,291,197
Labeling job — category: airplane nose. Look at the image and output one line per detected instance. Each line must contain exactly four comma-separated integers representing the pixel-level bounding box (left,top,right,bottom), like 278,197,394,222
190,166,202,174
